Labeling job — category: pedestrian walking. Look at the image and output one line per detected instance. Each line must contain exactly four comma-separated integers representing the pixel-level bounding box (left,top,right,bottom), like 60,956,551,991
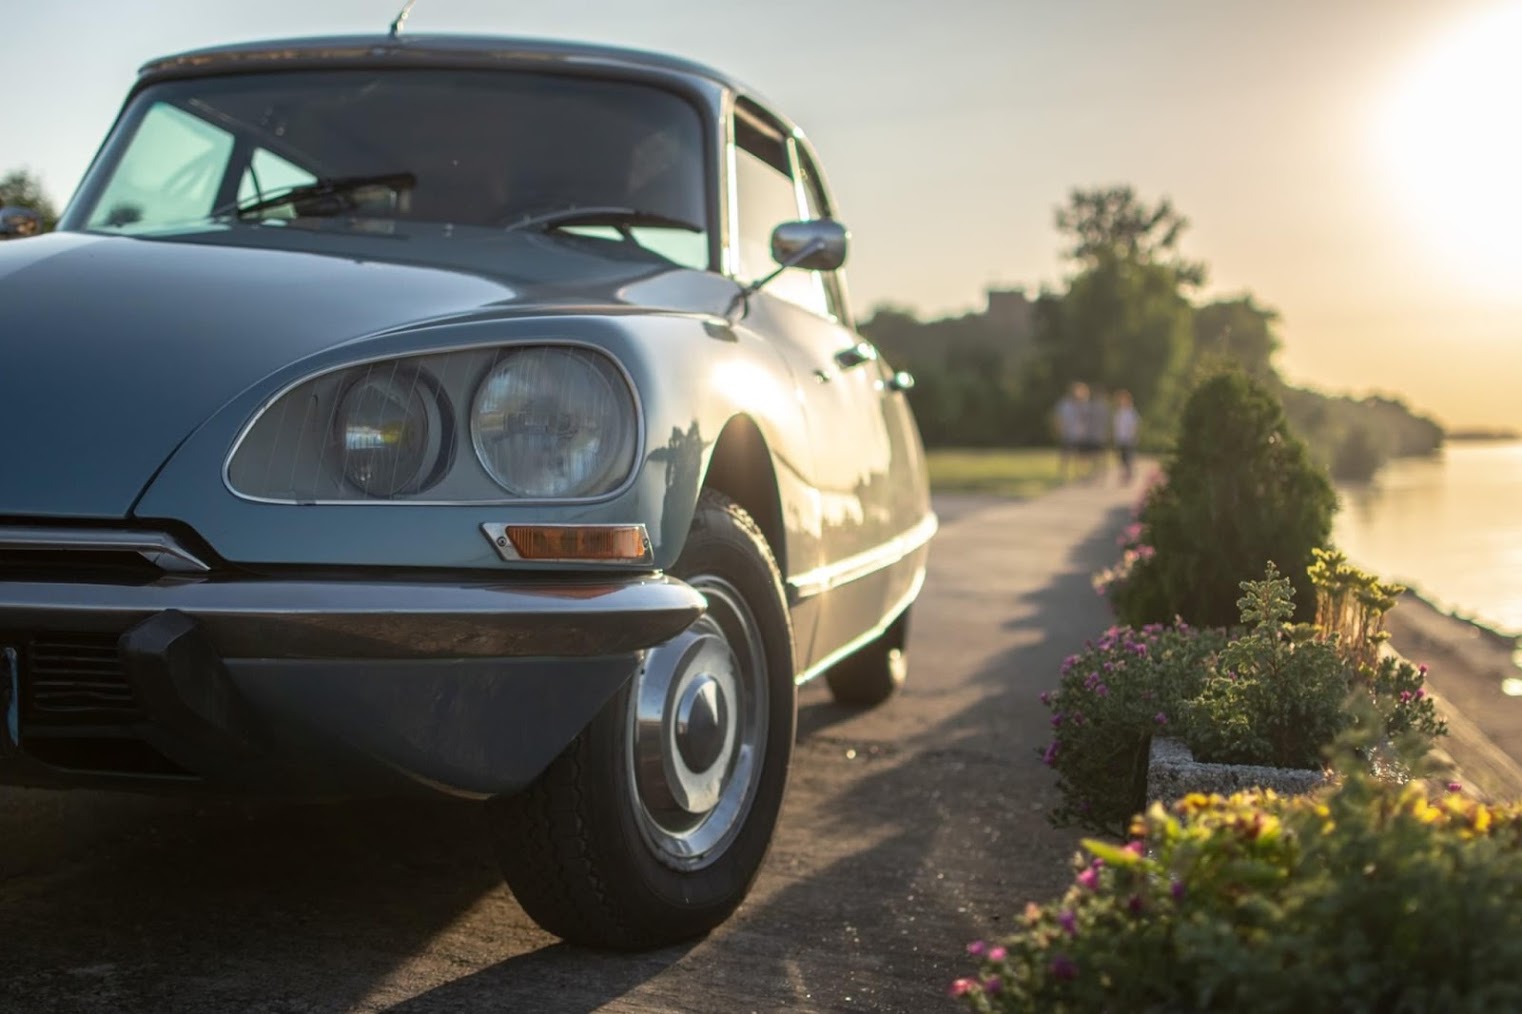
1054,382,1091,480
1112,389,1140,483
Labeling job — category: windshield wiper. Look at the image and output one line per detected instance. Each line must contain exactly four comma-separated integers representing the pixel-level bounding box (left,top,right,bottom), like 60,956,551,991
212,172,417,220
503,206,703,235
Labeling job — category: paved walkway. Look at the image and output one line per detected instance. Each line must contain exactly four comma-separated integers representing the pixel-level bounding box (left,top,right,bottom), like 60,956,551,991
0,479,1142,1013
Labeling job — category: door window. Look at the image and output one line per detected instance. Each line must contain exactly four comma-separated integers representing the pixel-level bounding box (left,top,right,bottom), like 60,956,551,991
732,103,831,317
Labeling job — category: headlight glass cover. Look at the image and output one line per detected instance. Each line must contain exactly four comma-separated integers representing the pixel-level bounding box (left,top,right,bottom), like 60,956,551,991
226,345,638,502
471,348,637,498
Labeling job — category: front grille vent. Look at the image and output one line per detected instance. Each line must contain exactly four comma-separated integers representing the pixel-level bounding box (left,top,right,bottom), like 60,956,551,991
25,633,140,721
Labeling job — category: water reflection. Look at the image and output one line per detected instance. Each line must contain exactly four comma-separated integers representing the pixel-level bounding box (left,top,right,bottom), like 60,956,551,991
1333,441,1522,635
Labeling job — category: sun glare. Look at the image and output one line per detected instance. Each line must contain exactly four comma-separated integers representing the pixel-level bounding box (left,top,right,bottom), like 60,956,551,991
1379,4,1522,294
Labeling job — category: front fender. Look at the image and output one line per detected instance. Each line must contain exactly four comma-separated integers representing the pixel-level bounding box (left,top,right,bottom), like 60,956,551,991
133,312,820,574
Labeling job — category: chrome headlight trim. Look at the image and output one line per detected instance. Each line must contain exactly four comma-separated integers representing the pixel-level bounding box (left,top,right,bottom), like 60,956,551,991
221,338,645,506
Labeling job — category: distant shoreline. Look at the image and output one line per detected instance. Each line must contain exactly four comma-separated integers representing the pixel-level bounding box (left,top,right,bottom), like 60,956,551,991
1445,431,1521,442
1400,586,1519,648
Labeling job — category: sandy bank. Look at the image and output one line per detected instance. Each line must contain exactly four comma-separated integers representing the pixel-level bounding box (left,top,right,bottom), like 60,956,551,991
1386,591,1522,802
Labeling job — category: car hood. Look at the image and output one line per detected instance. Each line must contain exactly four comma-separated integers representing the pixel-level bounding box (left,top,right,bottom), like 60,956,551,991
0,229,716,518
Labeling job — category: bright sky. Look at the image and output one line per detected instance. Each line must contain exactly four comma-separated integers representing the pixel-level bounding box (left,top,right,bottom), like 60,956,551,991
5,0,1520,428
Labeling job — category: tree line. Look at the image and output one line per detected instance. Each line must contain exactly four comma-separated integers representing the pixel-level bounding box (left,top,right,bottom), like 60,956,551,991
861,184,1442,481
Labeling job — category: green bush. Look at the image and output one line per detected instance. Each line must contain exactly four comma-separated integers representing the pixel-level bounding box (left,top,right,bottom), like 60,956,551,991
1043,624,1230,836
1111,370,1336,628
953,764,1522,1012
1182,564,1351,768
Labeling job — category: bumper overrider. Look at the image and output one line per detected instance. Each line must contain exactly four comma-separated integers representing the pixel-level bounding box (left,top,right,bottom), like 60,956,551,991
0,528,704,798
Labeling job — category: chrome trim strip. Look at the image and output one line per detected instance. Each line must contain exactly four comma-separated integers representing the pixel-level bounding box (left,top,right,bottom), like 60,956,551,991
786,511,938,602
795,565,925,686
0,574,705,660
221,337,647,507
480,522,654,565
0,526,211,573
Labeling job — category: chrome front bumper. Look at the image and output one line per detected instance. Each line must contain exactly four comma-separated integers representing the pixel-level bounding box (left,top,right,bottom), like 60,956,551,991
0,529,705,797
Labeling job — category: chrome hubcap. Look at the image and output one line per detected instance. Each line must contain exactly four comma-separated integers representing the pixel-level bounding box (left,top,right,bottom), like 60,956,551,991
628,575,768,871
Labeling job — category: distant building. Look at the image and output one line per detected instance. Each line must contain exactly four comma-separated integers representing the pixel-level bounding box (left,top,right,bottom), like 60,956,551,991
984,287,1033,337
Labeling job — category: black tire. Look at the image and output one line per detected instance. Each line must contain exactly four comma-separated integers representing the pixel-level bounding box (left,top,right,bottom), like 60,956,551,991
824,607,910,707
488,490,796,949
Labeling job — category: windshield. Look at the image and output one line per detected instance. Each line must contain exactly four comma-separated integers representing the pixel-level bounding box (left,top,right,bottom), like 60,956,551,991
69,69,713,268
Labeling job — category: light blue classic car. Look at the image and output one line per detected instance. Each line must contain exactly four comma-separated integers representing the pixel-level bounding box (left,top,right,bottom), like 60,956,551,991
0,32,934,947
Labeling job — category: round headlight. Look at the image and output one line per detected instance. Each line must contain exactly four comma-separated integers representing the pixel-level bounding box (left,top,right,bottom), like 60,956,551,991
332,366,449,497
471,348,637,498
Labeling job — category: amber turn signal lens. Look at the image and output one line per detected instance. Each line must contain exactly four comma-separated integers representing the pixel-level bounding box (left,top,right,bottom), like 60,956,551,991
505,525,650,562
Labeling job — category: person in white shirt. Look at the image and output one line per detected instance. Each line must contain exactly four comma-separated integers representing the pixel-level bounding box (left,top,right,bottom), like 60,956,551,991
1112,389,1140,483
1054,382,1091,479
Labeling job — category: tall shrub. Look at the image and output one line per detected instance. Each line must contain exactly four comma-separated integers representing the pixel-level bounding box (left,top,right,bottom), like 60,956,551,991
1112,370,1335,627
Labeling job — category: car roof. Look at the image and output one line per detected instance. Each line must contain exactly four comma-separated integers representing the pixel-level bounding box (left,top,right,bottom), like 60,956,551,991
139,34,763,100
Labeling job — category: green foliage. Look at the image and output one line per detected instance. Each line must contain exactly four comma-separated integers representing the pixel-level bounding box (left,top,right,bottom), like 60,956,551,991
1182,565,1351,769
1111,370,1336,628
1053,185,1205,284
1042,624,1230,837
1191,295,1282,383
1060,560,1446,834
1281,386,1444,481
954,762,1522,1013
1308,548,1446,748
0,168,59,229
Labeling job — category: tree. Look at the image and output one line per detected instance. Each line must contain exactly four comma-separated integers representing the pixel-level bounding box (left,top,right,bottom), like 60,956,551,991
1193,295,1282,383
0,169,59,230
1026,186,1204,444
1054,185,1205,285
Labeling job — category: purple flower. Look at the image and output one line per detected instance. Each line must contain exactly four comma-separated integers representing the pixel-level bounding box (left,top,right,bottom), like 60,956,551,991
1042,741,1059,766
1154,712,1168,726
1419,664,1429,677
1050,955,1079,981
987,945,1007,961
1061,654,1079,674
1077,867,1099,890
1057,909,1077,935
1123,840,1145,856
1416,688,1426,700
1039,690,1052,705
1399,690,1413,703
966,940,985,957
1095,683,1110,697
1050,713,1064,728
1170,879,1186,902
983,976,1004,995
1448,781,1463,793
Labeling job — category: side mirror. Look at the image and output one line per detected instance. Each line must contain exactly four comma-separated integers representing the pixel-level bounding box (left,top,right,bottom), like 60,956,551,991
0,207,43,240
770,219,848,272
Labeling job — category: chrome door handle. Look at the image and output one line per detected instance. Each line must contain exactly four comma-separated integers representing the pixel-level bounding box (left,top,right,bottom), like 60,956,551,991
833,342,878,369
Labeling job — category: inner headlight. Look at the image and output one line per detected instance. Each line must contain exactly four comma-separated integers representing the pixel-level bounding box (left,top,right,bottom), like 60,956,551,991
332,366,449,497
471,347,637,498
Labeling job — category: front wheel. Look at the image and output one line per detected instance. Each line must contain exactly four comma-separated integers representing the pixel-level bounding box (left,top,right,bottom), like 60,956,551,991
488,491,796,949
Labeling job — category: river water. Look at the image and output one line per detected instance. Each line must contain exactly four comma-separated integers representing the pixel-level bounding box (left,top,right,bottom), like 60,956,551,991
1333,441,1522,638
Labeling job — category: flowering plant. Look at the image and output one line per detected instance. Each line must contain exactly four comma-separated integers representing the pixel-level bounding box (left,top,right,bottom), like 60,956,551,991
1043,623,1228,836
955,752,1522,1012
1048,564,1446,834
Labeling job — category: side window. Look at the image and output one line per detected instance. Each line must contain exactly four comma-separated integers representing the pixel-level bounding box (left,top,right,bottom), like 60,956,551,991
794,146,849,325
86,103,235,231
732,103,831,318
